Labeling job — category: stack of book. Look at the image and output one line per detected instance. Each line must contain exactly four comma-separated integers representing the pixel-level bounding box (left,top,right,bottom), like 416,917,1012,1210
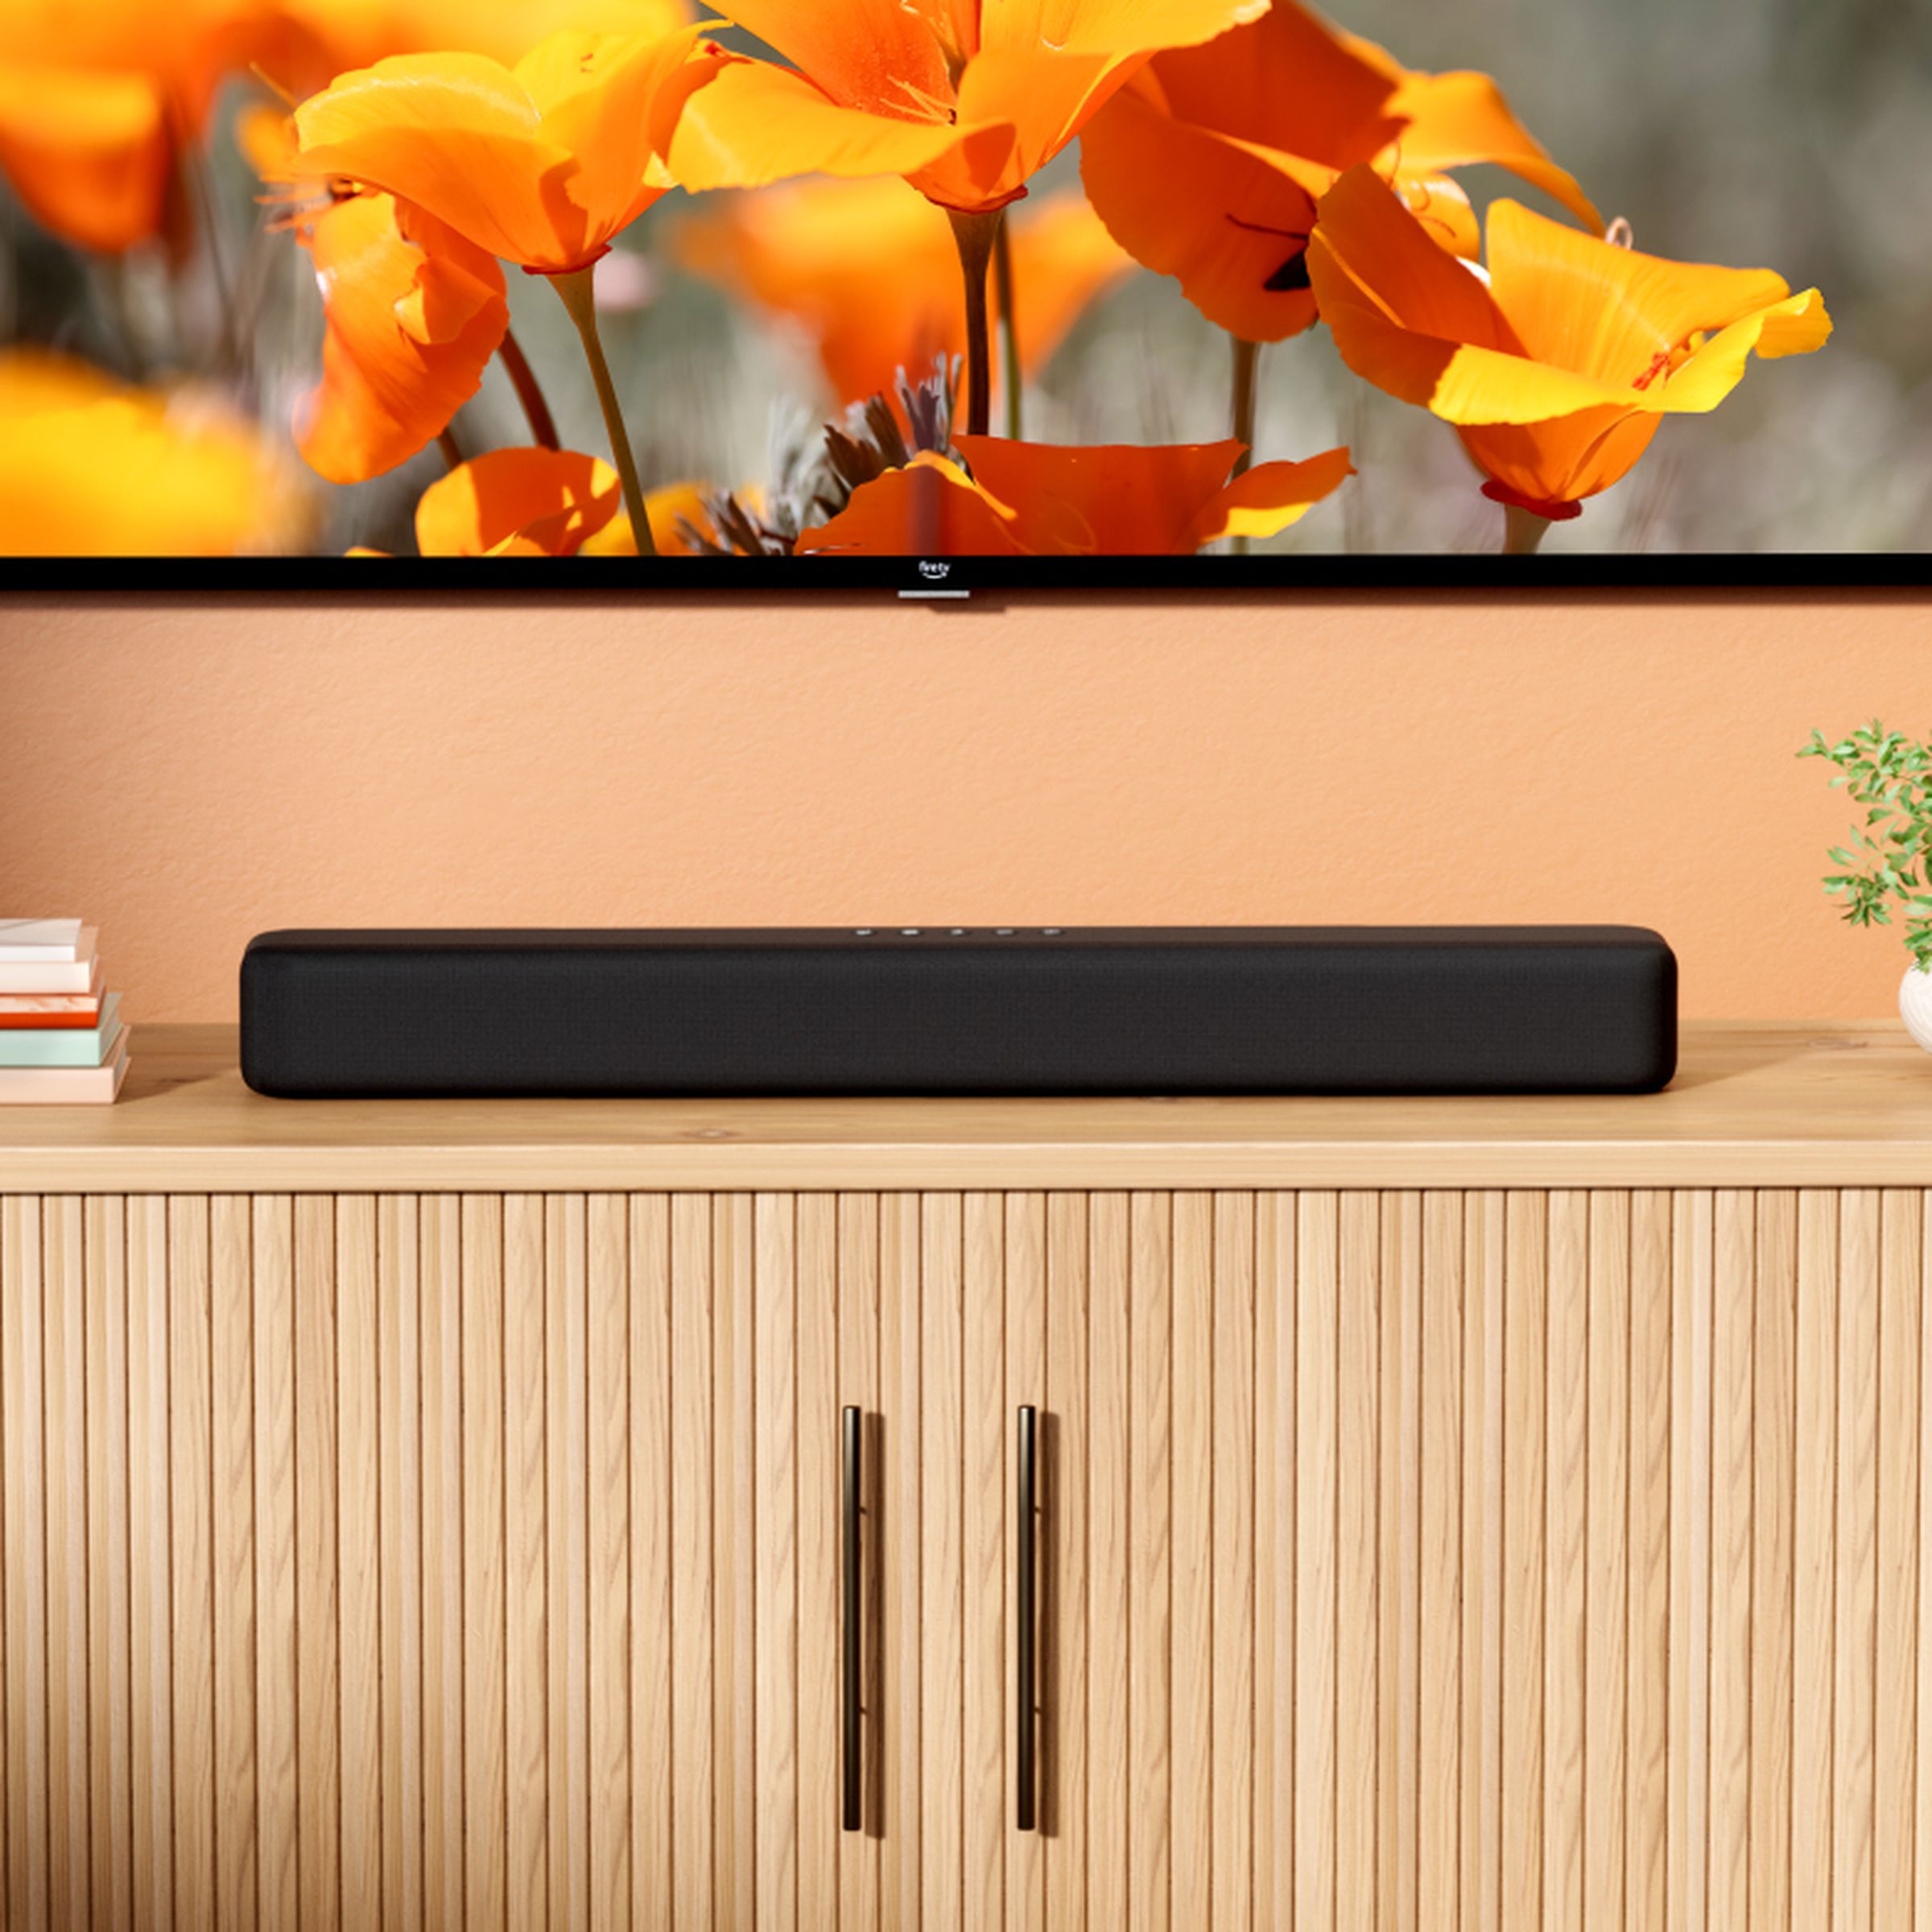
0,919,129,1104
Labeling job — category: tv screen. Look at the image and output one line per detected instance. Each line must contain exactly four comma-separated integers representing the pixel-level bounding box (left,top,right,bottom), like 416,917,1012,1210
1,0,1922,587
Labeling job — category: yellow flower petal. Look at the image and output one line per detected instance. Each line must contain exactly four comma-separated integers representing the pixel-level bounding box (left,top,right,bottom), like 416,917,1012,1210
282,0,691,72
680,0,1265,212
511,23,706,219
296,27,711,272
0,350,310,555
1484,198,1789,390
980,0,1269,60
667,56,963,193
1373,65,1600,233
1309,166,1832,513
933,45,1117,204
1184,446,1356,547
414,445,621,555
295,52,571,265
1642,286,1833,411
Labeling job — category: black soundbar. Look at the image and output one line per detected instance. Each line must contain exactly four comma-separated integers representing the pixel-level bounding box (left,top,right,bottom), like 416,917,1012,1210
238,926,1676,1099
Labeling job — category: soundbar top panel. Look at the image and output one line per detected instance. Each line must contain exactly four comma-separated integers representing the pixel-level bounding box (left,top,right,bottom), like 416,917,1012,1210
249,926,1659,949
241,926,1677,1099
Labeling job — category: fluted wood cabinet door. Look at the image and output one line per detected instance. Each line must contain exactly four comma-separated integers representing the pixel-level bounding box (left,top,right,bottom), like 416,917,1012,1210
3,1187,1931,1929
0,1191,892,1932
982,1190,1270,1932
953,1188,1932,1932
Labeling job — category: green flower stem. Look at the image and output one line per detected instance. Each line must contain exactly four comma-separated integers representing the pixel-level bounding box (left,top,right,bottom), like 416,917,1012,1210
993,213,1022,440
947,207,1003,439
497,327,559,450
550,262,656,557
1503,503,1550,555
1228,333,1261,555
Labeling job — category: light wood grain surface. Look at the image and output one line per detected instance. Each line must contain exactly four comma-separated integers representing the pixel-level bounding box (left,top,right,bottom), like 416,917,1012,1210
2,1183,1929,1928
0,1022,1930,1191
6,1034,1932,1927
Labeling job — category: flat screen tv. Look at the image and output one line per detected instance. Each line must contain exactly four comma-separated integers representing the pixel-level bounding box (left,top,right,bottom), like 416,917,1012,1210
1,0,1923,590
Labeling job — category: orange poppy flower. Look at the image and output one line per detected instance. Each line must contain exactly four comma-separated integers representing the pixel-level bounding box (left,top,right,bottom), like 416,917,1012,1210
244,110,509,484
413,447,622,554
291,193,510,483
0,0,691,254
408,448,712,554
0,0,273,252
1305,166,1832,527
299,23,720,550
797,435,1352,555
667,0,1267,217
1080,0,1600,344
277,0,690,76
293,24,723,275
0,349,310,554
674,177,1133,408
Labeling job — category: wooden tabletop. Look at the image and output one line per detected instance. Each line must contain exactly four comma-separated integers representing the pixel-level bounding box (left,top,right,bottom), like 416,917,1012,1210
0,1022,1927,1191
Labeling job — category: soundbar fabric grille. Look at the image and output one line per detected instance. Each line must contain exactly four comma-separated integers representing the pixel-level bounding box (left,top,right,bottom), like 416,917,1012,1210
239,927,1677,1099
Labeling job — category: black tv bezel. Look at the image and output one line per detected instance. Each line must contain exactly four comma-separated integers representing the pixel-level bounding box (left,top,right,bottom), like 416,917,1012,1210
3,551,1926,594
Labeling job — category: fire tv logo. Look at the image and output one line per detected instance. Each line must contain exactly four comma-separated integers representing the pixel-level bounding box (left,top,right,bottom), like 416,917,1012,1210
919,559,951,580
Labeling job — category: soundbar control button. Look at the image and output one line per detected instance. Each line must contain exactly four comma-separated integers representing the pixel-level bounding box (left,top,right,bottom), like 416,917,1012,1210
853,928,874,936
995,927,1016,936
900,928,922,936
1041,927,1063,936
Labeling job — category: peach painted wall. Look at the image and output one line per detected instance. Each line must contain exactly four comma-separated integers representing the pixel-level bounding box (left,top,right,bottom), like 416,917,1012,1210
1,592,1927,1022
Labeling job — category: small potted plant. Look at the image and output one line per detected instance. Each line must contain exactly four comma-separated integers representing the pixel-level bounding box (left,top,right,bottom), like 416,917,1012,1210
1802,720,1932,1050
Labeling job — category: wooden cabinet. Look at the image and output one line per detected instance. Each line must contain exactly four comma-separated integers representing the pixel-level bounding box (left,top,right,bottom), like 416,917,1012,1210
2,1026,1931,1929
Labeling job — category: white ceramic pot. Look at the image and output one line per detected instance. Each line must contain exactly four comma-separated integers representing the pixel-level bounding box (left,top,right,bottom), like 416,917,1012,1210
1901,964,1932,1053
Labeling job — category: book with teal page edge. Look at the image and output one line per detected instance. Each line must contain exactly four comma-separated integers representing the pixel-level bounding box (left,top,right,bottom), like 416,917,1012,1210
0,1032,130,1103
0,993,121,1067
